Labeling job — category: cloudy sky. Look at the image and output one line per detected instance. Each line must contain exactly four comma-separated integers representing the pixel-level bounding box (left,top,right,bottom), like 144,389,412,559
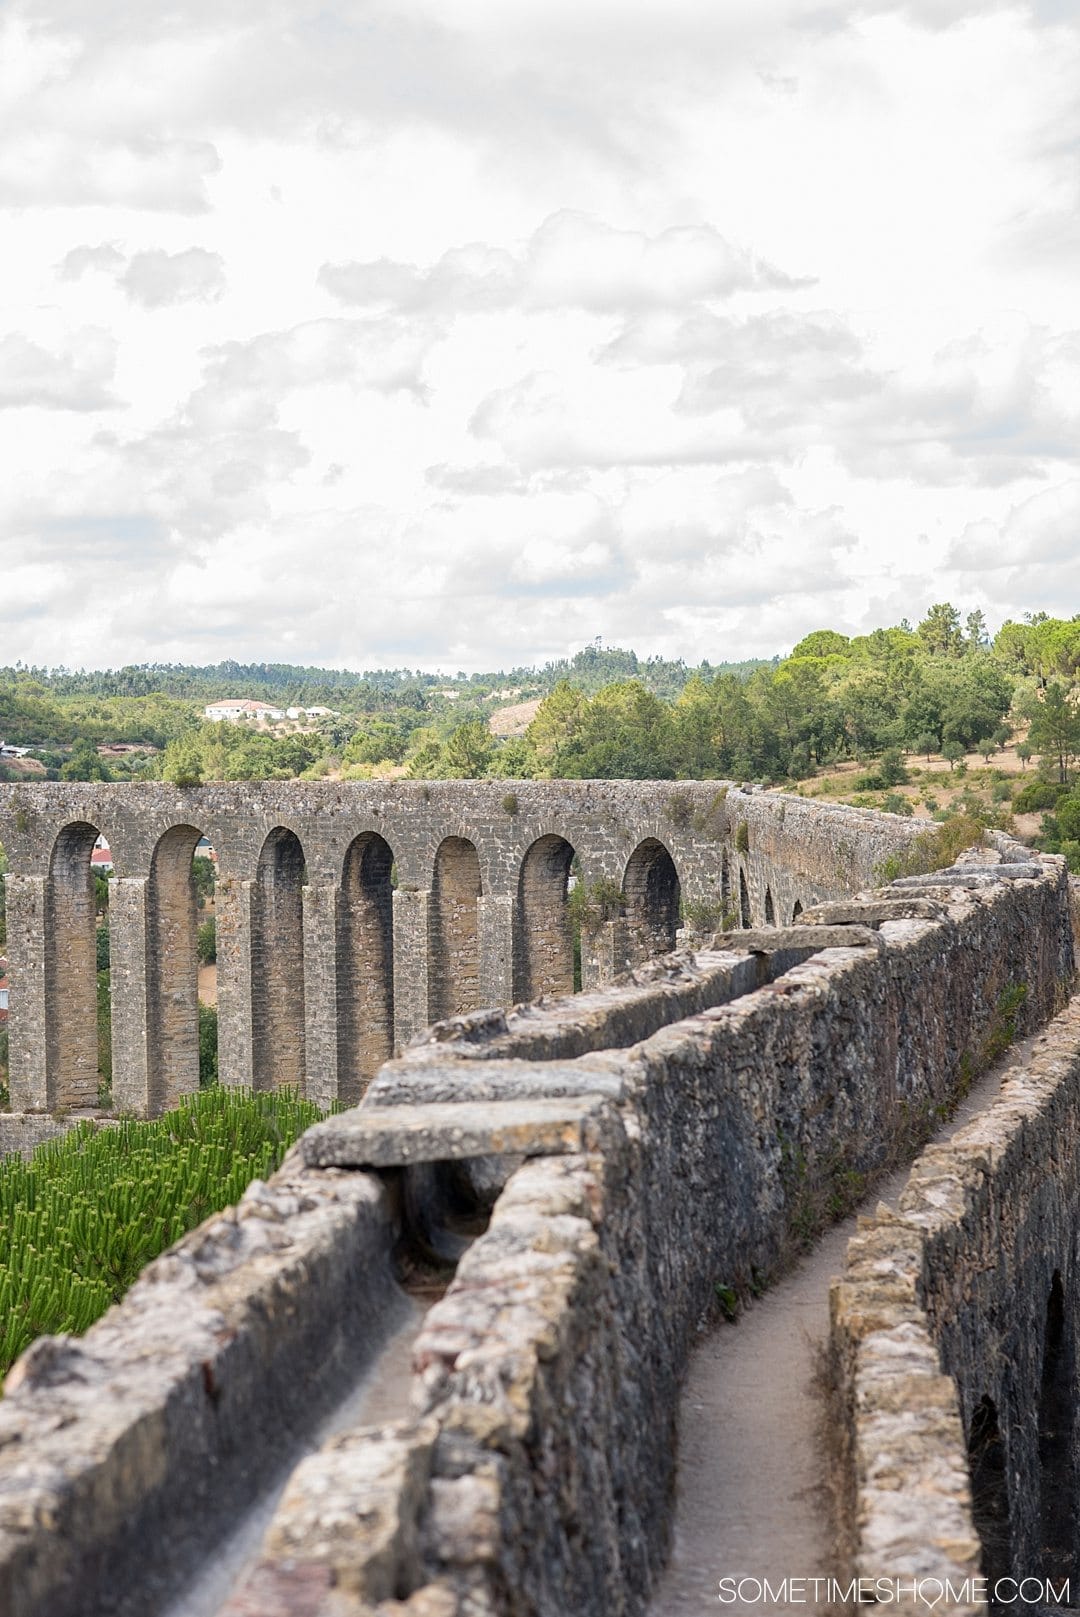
2,0,1078,673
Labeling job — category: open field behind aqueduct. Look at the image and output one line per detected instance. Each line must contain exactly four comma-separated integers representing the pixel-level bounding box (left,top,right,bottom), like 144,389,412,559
1,778,1079,1617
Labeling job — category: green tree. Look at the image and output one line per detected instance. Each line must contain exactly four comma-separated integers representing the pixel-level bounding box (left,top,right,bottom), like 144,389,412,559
441,721,495,779
882,792,914,817
60,741,112,782
197,918,217,965
526,681,588,775
404,729,446,779
1027,684,1080,785
162,734,204,787
942,740,964,771
1054,792,1080,842
564,683,675,779
965,609,989,652
198,1005,219,1087
343,718,413,766
917,603,965,658
192,855,215,908
879,748,908,786
491,736,535,778
789,630,850,660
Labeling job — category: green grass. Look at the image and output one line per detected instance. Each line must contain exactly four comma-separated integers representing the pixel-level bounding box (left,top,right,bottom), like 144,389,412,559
0,1085,324,1378
873,810,990,883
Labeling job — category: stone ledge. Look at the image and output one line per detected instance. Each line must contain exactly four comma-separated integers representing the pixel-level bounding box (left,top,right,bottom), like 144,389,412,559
300,1098,611,1169
890,861,1042,889
798,897,947,926
704,923,885,954
365,1058,628,1110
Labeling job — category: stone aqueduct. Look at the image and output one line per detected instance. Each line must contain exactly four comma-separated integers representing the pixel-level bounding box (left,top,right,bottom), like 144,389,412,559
0,780,915,1117
4,781,1077,1617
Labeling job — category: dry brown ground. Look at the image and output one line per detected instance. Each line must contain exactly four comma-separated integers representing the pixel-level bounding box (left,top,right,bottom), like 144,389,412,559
797,740,1045,840
0,757,46,776
488,698,542,738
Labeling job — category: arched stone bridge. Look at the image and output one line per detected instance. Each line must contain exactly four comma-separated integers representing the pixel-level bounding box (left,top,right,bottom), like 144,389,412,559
0,780,920,1118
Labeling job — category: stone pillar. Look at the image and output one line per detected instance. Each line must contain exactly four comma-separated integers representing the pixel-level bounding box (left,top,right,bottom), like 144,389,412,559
580,917,629,990
216,875,255,1090
477,893,515,1009
302,882,339,1110
109,876,152,1116
392,887,431,1051
5,874,48,1111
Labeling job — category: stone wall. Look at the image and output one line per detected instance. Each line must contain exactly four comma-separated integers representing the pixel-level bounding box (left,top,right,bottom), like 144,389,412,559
2,847,1072,1616
831,996,1080,1601
0,1112,83,1160
0,1162,400,1617
0,780,926,1117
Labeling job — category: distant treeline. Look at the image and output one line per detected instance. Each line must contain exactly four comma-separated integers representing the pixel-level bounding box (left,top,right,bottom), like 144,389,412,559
3,607,1080,789
2,644,770,713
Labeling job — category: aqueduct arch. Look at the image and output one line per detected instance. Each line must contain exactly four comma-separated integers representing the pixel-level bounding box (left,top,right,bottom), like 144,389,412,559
429,836,482,1023
622,837,681,966
45,820,100,1110
336,831,396,1105
739,867,751,928
515,833,577,1002
251,827,307,1092
0,780,924,1116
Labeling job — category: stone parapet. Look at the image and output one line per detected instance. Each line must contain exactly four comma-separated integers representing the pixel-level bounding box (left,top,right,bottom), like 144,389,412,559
831,996,1080,1594
0,849,1071,1614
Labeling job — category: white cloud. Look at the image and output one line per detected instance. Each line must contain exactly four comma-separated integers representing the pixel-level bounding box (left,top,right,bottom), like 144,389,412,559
1,0,1077,670
320,211,803,315
0,131,221,214
56,243,227,306
120,248,226,307
58,243,126,280
0,330,119,412
938,481,1080,619
194,316,438,407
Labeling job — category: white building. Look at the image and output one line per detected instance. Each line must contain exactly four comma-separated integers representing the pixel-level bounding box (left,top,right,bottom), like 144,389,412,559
204,699,286,722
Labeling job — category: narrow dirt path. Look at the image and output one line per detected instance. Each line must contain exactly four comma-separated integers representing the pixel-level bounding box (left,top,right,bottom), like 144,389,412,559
648,1037,1041,1616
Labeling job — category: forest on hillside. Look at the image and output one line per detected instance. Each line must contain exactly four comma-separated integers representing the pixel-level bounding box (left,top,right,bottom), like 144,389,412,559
2,606,1080,800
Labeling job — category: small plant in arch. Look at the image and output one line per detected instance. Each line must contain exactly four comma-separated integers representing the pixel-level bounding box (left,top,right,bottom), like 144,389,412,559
567,876,625,930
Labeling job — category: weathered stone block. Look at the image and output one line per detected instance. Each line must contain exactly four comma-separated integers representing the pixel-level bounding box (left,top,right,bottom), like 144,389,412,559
300,1098,612,1168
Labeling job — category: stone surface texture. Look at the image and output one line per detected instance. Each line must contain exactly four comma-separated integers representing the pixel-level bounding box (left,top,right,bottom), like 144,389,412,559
831,987,1080,1598
0,819,1071,1616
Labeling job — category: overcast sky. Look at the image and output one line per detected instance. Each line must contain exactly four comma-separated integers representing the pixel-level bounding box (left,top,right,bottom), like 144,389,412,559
2,0,1078,674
